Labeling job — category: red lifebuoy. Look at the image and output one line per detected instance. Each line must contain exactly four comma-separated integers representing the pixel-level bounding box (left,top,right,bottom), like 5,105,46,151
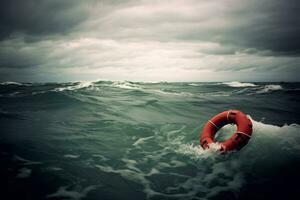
200,110,253,152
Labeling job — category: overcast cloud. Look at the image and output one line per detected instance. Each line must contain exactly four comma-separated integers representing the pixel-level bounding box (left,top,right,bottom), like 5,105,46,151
0,0,299,82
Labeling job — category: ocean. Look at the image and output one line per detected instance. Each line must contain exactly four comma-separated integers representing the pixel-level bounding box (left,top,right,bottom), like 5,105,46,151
0,81,300,200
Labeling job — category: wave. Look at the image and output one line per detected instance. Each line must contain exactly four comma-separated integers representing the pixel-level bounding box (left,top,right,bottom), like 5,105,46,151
151,89,194,97
94,119,300,199
222,81,258,88
188,83,199,86
54,81,94,92
110,81,142,90
256,84,283,94
0,81,30,86
229,84,286,95
107,81,195,97
172,119,300,198
54,80,143,91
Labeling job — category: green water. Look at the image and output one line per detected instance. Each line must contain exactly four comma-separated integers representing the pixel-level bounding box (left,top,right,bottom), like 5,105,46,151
1,81,300,200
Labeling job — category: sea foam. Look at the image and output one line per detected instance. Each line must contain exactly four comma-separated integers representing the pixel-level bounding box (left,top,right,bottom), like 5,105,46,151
94,119,300,199
256,84,283,94
54,81,94,92
0,81,30,86
222,81,258,87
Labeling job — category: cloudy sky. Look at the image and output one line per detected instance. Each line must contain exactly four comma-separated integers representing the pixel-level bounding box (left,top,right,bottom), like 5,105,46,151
0,0,299,82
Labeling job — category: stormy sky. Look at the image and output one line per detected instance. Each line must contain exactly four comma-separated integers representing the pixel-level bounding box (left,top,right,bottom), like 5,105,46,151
0,0,299,82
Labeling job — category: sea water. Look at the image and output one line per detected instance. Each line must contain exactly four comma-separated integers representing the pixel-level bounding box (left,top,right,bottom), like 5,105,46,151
0,81,300,200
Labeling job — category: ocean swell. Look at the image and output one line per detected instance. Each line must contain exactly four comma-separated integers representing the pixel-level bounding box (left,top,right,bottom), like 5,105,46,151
1,81,300,200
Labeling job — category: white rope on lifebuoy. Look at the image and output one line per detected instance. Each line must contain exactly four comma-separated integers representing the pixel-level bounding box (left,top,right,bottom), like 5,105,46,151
209,120,220,130
227,110,231,122
236,131,251,138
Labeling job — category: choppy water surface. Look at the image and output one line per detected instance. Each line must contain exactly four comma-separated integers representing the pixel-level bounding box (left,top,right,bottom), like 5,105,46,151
1,81,300,200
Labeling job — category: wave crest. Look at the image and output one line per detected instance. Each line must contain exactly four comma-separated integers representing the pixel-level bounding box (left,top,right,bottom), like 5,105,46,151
0,81,30,86
111,81,142,90
222,81,258,88
54,81,94,91
256,84,283,94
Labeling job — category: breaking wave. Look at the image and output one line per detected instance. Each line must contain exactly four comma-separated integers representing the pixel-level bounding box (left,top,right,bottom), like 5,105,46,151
54,81,94,91
222,81,258,88
110,81,142,90
0,81,31,86
256,84,283,94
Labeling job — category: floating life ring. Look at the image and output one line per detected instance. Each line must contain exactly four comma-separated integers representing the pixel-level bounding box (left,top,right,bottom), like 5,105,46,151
200,110,253,152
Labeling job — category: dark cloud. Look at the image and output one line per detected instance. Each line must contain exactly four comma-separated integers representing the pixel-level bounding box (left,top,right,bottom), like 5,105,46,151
1,0,299,53
0,0,89,40
224,0,300,55
180,0,300,55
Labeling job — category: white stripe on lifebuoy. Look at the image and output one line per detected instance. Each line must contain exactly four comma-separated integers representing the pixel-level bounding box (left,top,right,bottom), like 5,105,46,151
209,120,219,130
236,131,251,138
227,110,231,122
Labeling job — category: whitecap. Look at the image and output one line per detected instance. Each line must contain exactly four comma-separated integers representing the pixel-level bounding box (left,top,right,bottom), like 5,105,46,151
110,81,142,90
188,83,199,86
256,84,283,94
222,81,258,87
0,81,30,86
54,81,94,92
175,143,222,160
150,89,194,97
133,136,154,146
